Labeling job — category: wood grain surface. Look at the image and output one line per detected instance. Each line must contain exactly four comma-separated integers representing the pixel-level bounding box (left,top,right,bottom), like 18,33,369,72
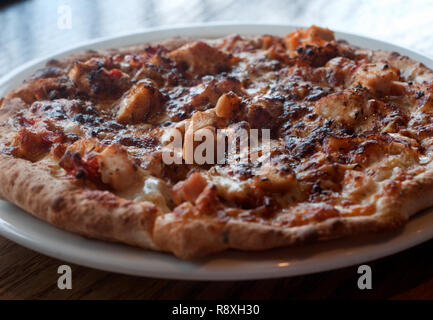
1,0,433,300
2,234,433,299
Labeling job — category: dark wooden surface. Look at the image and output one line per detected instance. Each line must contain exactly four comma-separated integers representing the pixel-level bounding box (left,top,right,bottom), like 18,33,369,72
1,0,433,300
2,237,433,299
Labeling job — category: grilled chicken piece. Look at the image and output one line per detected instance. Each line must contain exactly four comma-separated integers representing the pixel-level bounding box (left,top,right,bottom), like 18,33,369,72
315,89,369,126
116,81,164,124
324,57,358,86
7,73,75,104
215,92,241,118
352,62,406,96
68,58,130,98
284,25,335,51
12,127,58,161
97,144,139,190
172,172,208,205
167,41,232,76
59,138,139,190
183,110,218,164
189,77,243,109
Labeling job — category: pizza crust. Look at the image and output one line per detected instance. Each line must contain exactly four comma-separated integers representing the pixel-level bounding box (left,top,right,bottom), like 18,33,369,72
1,32,433,260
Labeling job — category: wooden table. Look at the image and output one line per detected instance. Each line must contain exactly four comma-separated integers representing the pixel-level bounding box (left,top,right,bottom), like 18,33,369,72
2,237,433,299
1,0,433,299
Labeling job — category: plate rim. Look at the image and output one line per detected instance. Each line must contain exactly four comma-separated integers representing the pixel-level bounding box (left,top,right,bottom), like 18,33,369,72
1,22,433,281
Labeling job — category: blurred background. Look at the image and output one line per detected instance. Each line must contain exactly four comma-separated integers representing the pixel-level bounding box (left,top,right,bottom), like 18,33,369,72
1,0,433,76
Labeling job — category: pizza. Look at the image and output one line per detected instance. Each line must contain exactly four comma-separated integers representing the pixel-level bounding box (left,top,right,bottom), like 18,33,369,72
1,25,433,259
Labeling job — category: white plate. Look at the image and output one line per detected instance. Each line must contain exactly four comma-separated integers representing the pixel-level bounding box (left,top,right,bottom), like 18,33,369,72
1,23,433,281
